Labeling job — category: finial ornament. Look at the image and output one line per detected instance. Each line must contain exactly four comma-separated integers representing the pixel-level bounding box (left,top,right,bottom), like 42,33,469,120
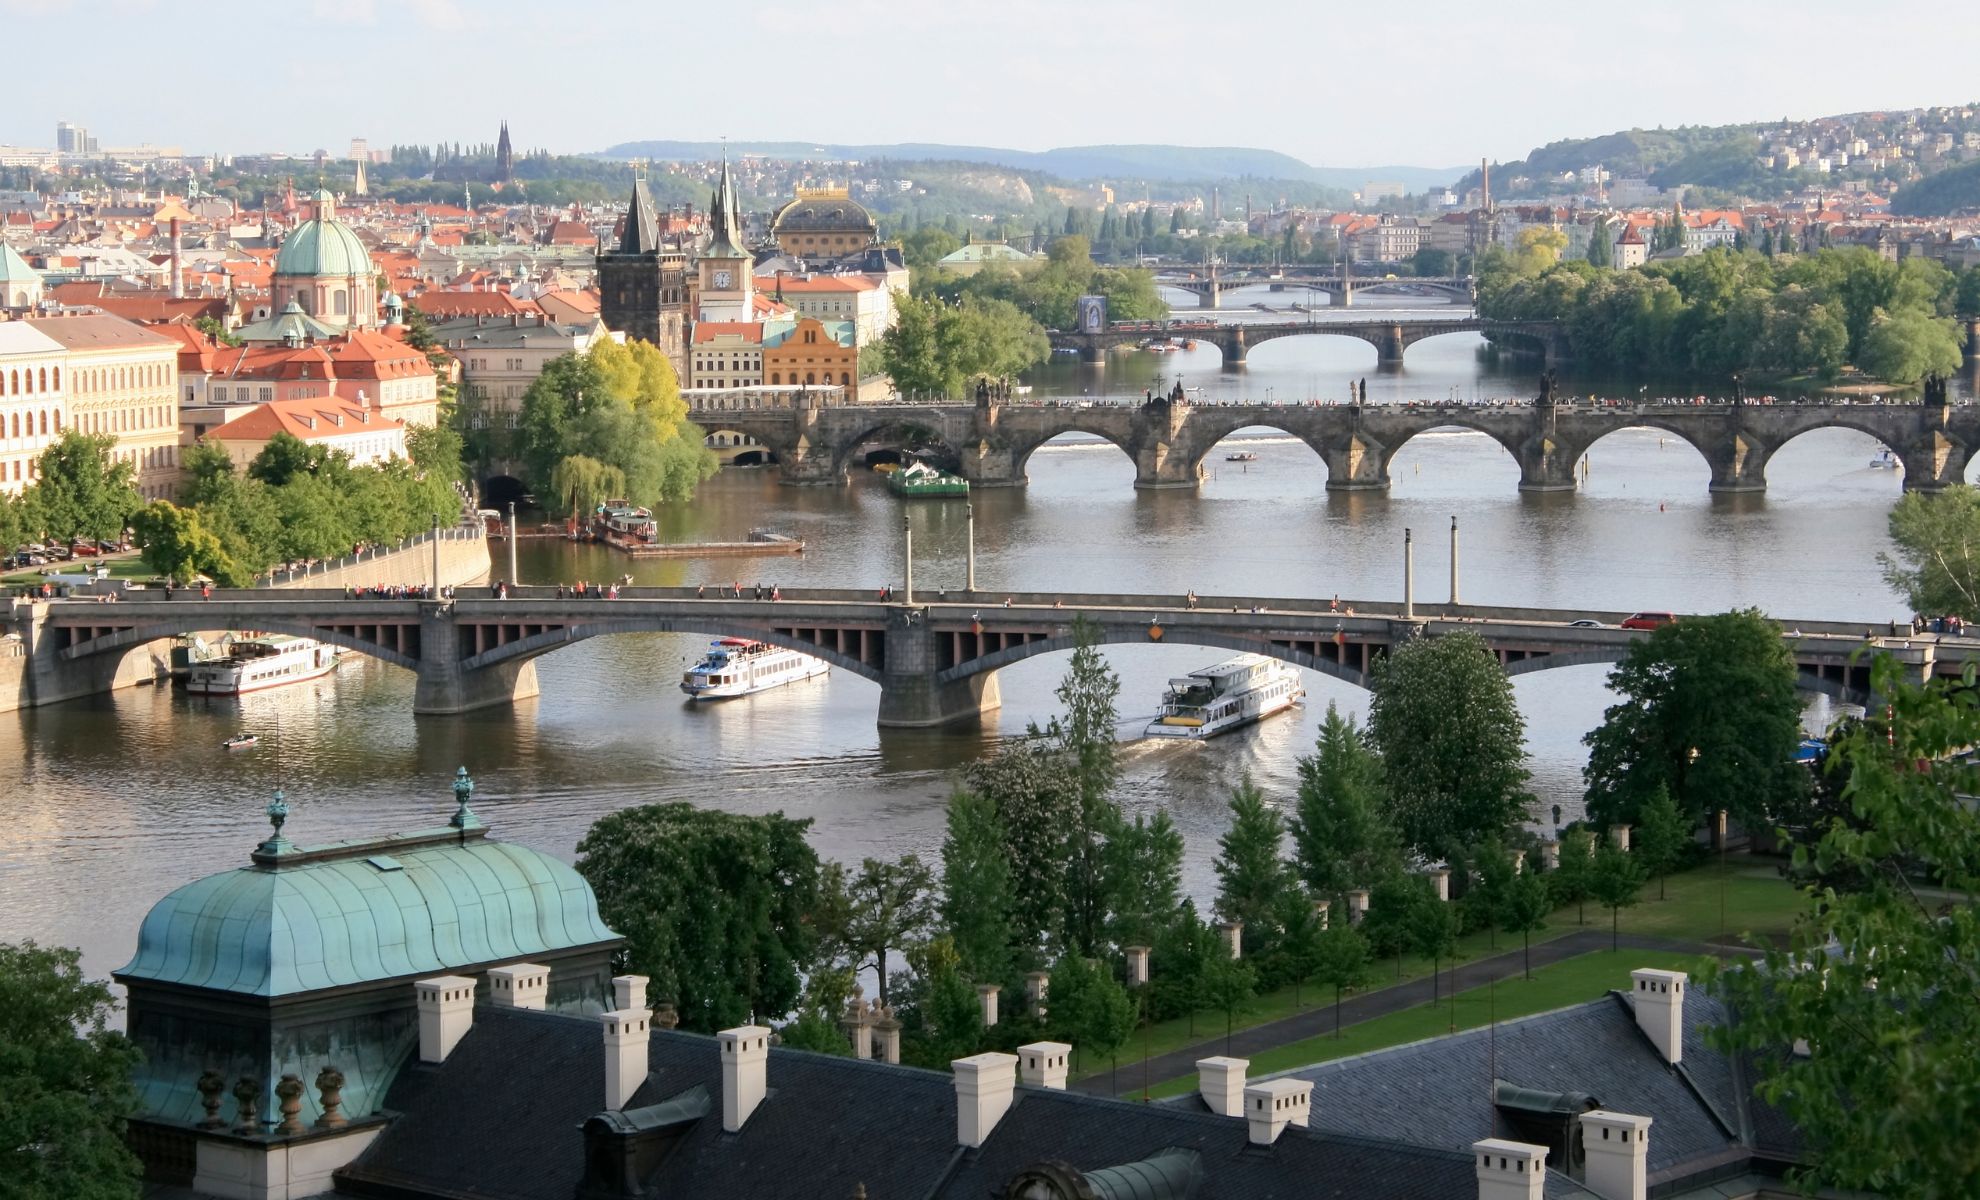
449,766,482,830
255,789,296,858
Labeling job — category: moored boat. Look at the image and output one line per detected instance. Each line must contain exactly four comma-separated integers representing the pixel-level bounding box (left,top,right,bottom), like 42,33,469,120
185,635,341,696
680,638,830,699
1226,451,1259,462
885,459,969,498
1145,654,1303,739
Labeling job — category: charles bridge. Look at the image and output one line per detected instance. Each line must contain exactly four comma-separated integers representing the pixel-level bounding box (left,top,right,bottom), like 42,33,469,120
1150,264,1474,308
11,587,1950,724
691,387,1980,492
1045,317,1568,367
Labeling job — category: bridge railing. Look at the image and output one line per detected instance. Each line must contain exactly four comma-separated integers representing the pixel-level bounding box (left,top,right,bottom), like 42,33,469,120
255,523,485,589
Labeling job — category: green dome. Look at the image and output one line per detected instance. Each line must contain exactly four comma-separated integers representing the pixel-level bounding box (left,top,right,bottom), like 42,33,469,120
273,190,373,279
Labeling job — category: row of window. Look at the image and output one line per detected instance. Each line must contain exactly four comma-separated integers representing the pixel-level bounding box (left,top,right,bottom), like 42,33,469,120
0,410,58,438
2,366,59,396
75,363,170,394
76,406,169,434
212,385,275,405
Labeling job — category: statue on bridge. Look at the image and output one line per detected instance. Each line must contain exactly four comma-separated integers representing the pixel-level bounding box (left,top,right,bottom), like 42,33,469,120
1534,370,1558,407
972,376,1014,408
1924,373,1949,406
1731,373,1746,406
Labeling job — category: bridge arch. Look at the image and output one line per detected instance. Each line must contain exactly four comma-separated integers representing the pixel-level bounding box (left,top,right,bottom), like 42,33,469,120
1762,422,1934,488
935,625,1369,691
463,617,885,684
1184,419,1331,480
1566,421,1719,483
480,474,528,509
1379,420,1526,481
830,418,964,477
1008,424,1140,480
1503,647,1872,705
60,615,422,673
703,427,781,467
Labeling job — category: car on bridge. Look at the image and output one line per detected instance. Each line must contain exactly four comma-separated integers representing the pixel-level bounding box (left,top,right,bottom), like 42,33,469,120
1620,611,1676,631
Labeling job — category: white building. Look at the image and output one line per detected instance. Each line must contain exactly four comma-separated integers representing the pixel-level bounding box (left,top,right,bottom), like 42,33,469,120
0,323,69,495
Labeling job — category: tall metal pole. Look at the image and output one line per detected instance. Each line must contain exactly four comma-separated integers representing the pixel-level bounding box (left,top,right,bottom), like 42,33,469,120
1403,527,1414,619
903,514,914,606
507,501,520,587
1449,514,1460,606
965,503,977,593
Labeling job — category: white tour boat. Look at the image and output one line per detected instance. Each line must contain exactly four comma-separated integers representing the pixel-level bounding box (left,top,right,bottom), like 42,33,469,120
680,638,829,700
185,635,341,696
1145,653,1304,739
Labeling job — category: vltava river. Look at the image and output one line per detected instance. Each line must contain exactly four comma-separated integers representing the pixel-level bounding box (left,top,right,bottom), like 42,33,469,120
0,300,1960,987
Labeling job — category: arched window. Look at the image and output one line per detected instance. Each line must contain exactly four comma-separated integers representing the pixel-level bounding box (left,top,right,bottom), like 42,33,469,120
9,414,18,438
39,368,47,391
38,411,47,435
805,372,816,385
840,372,850,386
51,367,59,390
4,369,13,394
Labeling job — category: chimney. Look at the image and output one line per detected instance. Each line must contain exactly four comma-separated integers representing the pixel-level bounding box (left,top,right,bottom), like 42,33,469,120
1348,890,1370,923
613,974,649,1013
1431,868,1452,902
976,983,1000,1028
873,1010,902,1065
1196,1055,1247,1117
415,975,476,1063
1473,1138,1548,1200
717,1025,771,1133
843,992,873,1057
170,217,183,300
1580,1111,1651,1200
1612,825,1632,853
1025,971,1050,1019
487,962,549,1010
1124,945,1150,986
1221,921,1243,959
1630,968,1686,1064
1016,1041,1070,1090
602,1007,652,1110
1313,899,1330,930
1243,1078,1311,1145
952,1053,1018,1148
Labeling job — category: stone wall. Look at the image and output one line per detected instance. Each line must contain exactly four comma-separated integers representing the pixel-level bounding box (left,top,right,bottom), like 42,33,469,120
264,528,492,593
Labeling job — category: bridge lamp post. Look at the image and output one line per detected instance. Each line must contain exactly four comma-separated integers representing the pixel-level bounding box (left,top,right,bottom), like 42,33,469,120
1403,527,1415,620
1449,515,1460,606
903,514,914,606
965,503,976,594
507,502,519,587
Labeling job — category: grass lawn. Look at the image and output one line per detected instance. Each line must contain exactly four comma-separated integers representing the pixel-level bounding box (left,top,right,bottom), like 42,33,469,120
1139,948,1709,1100
3,552,157,587
1075,858,1799,1082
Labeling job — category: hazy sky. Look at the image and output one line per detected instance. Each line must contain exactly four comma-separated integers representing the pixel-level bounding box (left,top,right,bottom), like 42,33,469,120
3,0,1972,169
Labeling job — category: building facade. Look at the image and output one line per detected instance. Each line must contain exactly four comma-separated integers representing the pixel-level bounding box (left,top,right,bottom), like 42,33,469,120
768,186,878,258
0,323,68,494
696,157,755,324
761,317,857,388
206,397,408,470
435,313,619,428
271,190,378,331
595,178,690,374
35,313,180,499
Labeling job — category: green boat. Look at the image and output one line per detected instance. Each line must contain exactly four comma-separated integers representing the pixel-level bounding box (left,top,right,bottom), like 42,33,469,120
885,460,969,498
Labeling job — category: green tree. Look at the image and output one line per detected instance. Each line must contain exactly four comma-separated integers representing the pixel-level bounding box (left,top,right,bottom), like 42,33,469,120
575,804,822,1031
1404,879,1461,1004
1585,219,1612,268
1882,487,1980,619
1311,921,1371,1037
1289,703,1399,899
548,454,626,518
1036,615,1123,956
130,501,237,585
1588,840,1645,951
1551,827,1597,925
1858,308,1965,383
939,787,1014,983
247,431,329,486
1633,784,1690,900
1148,899,1216,1030
1499,870,1551,979
1212,777,1289,957
1467,839,1516,948
0,941,142,1200
910,937,985,1065
33,432,139,544
817,855,936,1008
1368,630,1533,857
1271,888,1325,1006
1708,659,1980,1197
1198,951,1258,1057
777,966,855,1056
1050,953,1134,1077
1101,810,1183,951
193,314,242,347
1582,610,1805,829
962,743,1073,964
1411,246,1458,276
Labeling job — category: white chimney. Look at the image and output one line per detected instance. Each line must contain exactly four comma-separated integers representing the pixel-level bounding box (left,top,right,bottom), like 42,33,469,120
613,974,649,1013
874,1011,902,1065
1473,1137,1549,1200
1612,824,1632,852
1348,890,1370,923
976,983,1000,1028
1511,849,1527,875
1017,1041,1071,1090
415,975,476,1063
1124,945,1150,986
1243,1078,1311,1145
1541,841,1561,870
1431,868,1451,902
1025,971,1050,1018
952,1052,1018,1148
1313,899,1330,930
1630,968,1686,1064
602,1007,652,1110
717,1025,771,1132
1196,1055,1247,1117
1221,921,1244,959
487,963,549,1010
1580,1110,1651,1200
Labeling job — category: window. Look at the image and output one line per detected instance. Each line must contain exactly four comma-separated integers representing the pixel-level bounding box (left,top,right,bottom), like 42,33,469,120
333,290,348,316
51,367,59,390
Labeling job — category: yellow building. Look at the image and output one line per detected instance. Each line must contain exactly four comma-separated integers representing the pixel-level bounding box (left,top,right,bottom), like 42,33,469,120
37,314,182,500
0,323,69,495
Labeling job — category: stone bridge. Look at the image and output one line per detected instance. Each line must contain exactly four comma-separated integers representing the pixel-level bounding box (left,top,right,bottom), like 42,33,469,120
692,393,1980,492
1047,318,1564,367
12,589,1950,725
1153,268,1473,308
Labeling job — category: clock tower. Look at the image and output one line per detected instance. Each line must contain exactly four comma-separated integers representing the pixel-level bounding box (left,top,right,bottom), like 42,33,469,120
697,151,754,324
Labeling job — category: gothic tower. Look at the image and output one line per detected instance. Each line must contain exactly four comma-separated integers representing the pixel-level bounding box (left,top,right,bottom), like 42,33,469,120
696,151,754,323
596,171,688,372
496,121,514,183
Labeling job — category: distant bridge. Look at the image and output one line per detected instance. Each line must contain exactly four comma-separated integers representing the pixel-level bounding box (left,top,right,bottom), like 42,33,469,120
17,590,1946,723
1045,317,1564,367
1150,264,1472,308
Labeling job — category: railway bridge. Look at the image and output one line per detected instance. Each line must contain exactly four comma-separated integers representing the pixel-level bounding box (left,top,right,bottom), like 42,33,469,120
12,589,1949,725
691,391,1979,492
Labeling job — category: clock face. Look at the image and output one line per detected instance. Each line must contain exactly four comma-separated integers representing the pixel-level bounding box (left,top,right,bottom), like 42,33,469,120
713,269,733,289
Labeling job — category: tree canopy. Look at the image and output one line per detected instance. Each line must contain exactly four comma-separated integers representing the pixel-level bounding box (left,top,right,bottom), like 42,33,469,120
1882,486,1980,619
516,339,715,513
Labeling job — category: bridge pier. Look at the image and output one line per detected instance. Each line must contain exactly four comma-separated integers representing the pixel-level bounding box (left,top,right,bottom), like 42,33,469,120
1376,325,1404,365
1706,433,1770,493
1515,434,1579,493
958,440,1025,488
1219,330,1246,372
412,606,541,714
1323,436,1389,491
876,608,1001,728
1079,343,1106,364
1201,285,1221,311
1900,431,1968,491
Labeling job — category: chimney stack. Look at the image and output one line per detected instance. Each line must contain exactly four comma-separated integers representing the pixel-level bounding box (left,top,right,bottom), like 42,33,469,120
613,975,648,1012
1630,968,1686,1064
602,1007,652,1110
1612,825,1632,853
1221,921,1244,959
952,1053,1018,1148
1348,890,1370,923
1243,1078,1311,1145
1124,945,1150,986
1017,1042,1070,1090
415,975,476,1063
718,1026,771,1133
1580,1111,1651,1200
874,1010,902,1065
1025,971,1050,1019
1313,899,1330,930
487,963,549,1010
843,992,873,1057
1196,1056,1247,1118
1473,1138,1548,1200
1431,868,1451,902
976,983,1000,1028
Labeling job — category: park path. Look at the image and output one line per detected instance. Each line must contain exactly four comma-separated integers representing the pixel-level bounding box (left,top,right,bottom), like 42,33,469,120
1072,930,1742,1098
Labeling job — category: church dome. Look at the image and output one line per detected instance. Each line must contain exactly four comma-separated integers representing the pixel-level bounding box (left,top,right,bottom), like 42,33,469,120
274,189,373,279
771,188,877,236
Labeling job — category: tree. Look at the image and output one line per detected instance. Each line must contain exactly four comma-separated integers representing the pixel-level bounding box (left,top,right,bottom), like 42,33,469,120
1550,828,1596,925
1410,246,1457,276
1499,870,1550,979
1467,839,1516,948
33,432,139,544
962,744,1073,963
193,314,242,347
777,966,855,1056
515,343,713,510
1148,899,1216,1030
1289,703,1399,899
247,431,329,486
1310,922,1371,1037
1708,659,1980,1197
1585,219,1612,269
1512,226,1568,276
1368,630,1533,857
818,855,936,1008
1211,777,1289,956
940,787,1014,984
1582,610,1806,830
910,938,985,1066
548,454,626,518
0,941,142,1200
1633,784,1690,899
131,501,236,585
1037,615,1123,957
878,291,1051,397
1404,879,1461,1004
1050,953,1134,1078
1272,888,1325,1006
575,804,821,1031
1101,810,1183,951
1882,486,1980,619
1858,308,1964,383
1587,840,1645,951
1198,951,1257,1057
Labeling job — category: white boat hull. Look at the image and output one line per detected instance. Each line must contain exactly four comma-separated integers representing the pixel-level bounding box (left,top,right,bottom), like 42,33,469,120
186,647,341,696
681,655,830,700
1145,658,1303,739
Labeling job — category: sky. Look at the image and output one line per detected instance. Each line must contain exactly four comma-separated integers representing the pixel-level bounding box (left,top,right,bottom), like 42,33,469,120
2,0,1974,169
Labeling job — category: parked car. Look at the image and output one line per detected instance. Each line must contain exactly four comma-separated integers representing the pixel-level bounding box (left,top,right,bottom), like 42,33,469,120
1568,618,1605,628
1620,611,1676,631
70,542,99,557
46,546,72,561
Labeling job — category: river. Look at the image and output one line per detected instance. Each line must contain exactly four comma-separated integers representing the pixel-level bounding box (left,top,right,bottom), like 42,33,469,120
0,293,1961,988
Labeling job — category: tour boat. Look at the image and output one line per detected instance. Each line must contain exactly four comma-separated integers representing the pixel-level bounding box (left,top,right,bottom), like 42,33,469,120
680,638,830,700
185,635,342,696
597,500,657,542
1145,654,1304,739
885,460,969,498
1226,451,1259,462
1869,449,1897,470
222,733,257,750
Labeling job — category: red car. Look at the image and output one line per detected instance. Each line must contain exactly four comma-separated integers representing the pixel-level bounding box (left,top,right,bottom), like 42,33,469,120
69,542,99,557
1620,611,1676,631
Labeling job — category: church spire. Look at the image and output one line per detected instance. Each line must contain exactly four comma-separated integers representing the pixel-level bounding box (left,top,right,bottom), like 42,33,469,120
497,121,514,183
619,168,660,256
705,147,748,260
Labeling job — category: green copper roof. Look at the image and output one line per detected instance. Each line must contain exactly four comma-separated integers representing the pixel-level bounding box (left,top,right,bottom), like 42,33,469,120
273,201,373,279
0,242,40,282
118,823,619,997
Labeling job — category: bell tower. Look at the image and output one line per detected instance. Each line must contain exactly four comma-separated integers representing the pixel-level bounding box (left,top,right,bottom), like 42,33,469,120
596,166,689,373
697,151,754,324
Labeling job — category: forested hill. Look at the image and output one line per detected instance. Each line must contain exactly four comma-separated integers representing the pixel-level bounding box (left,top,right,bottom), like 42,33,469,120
1892,158,1980,216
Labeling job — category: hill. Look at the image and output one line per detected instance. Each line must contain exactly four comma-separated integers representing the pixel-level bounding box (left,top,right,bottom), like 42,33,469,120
1892,157,1980,215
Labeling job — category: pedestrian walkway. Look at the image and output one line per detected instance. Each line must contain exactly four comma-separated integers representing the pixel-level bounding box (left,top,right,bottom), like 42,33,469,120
1072,930,1743,1098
